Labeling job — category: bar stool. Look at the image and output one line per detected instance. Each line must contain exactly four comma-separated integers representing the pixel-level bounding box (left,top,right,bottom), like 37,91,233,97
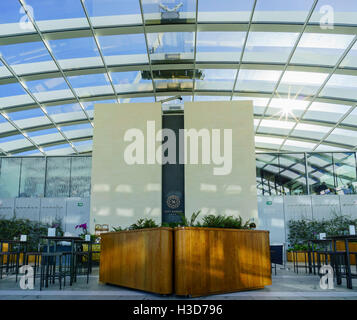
39,252,64,290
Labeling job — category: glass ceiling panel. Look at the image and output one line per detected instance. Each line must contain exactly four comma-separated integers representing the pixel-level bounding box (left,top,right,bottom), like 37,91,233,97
235,69,282,93
310,0,357,26
122,97,155,103
243,32,299,64
27,128,58,138
265,98,309,119
147,32,194,63
83,99,116,111
196,32,246,63
25,0,88,31
253,0,315,23
195,69,236,92
341,108,357,127
111,71,153,93
0,82,34,109
61,123,92,132
85,0,140,16
291,33,354,67
0,41,57,75
67,74,113,97
48,37,102,69
198,0,253,23
25,77,74,102
98,34,148,65
44,103,86,123
142,0,196,25
304,101,350,123
194,96,230,101
320,74,357,101
277,71,328,97
0,0,28,25
258,119,295,136
7,107,45,125
341,42,357,69
292,123,330,140
283,140,316,151
326,128,357,146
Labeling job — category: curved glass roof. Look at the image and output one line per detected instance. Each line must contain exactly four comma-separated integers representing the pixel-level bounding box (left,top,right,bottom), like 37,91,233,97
0,0,356,155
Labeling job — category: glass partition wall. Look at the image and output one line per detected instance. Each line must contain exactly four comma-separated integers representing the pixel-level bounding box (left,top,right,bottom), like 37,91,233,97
0,153,356,198
257,152,357,196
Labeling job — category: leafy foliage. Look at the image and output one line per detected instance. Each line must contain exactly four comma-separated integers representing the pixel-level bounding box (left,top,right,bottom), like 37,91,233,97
197,214,253,229
112,226,123,232
111,211,255,231
128,218,159,230
287,213,357,248
0,217,64,251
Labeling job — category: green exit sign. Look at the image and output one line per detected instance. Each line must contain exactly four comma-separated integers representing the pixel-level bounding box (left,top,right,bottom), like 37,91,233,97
77,202,83,207
266,201,273,205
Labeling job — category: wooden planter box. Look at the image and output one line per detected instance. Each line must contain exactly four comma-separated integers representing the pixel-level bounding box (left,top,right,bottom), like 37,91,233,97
99,228,173,295
287,251,332,263
174,227,272,297
336,241,357,264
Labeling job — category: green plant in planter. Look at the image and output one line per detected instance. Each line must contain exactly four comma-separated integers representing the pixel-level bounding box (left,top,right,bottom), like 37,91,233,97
112,226,123,232
129,218,159,230
196,214,253,229
0,217,64,251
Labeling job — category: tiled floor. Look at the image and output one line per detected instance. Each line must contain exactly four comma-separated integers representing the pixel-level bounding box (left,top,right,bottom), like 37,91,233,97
0,265,356,300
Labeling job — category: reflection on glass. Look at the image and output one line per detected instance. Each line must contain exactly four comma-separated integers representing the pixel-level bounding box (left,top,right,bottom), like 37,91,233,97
308,153,335,195
142,0,196,24
0,158,21,197
147,32,194,63
279,154,307,195
19,158,46,197
45,157,71,197
334,153,357,194
70,157,92,197
195,69,236,91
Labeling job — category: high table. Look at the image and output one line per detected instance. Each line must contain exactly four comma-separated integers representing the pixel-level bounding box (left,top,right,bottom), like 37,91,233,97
0,239,28,280
306,239,333,274
40,236,81,285
325,235,357,289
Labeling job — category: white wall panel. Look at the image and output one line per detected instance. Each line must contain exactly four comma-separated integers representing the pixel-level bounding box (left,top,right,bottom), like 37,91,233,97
65,198,90,236
258,196,285,244
185,101,258,224
39,198,66,226
0,198,14,219
284,195,313,222
14,198,40,221
90,103,162,232
339,195,357,219
311,195,341,220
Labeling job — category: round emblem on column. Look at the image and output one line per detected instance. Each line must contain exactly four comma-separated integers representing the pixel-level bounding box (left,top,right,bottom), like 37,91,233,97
166,194,181,209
